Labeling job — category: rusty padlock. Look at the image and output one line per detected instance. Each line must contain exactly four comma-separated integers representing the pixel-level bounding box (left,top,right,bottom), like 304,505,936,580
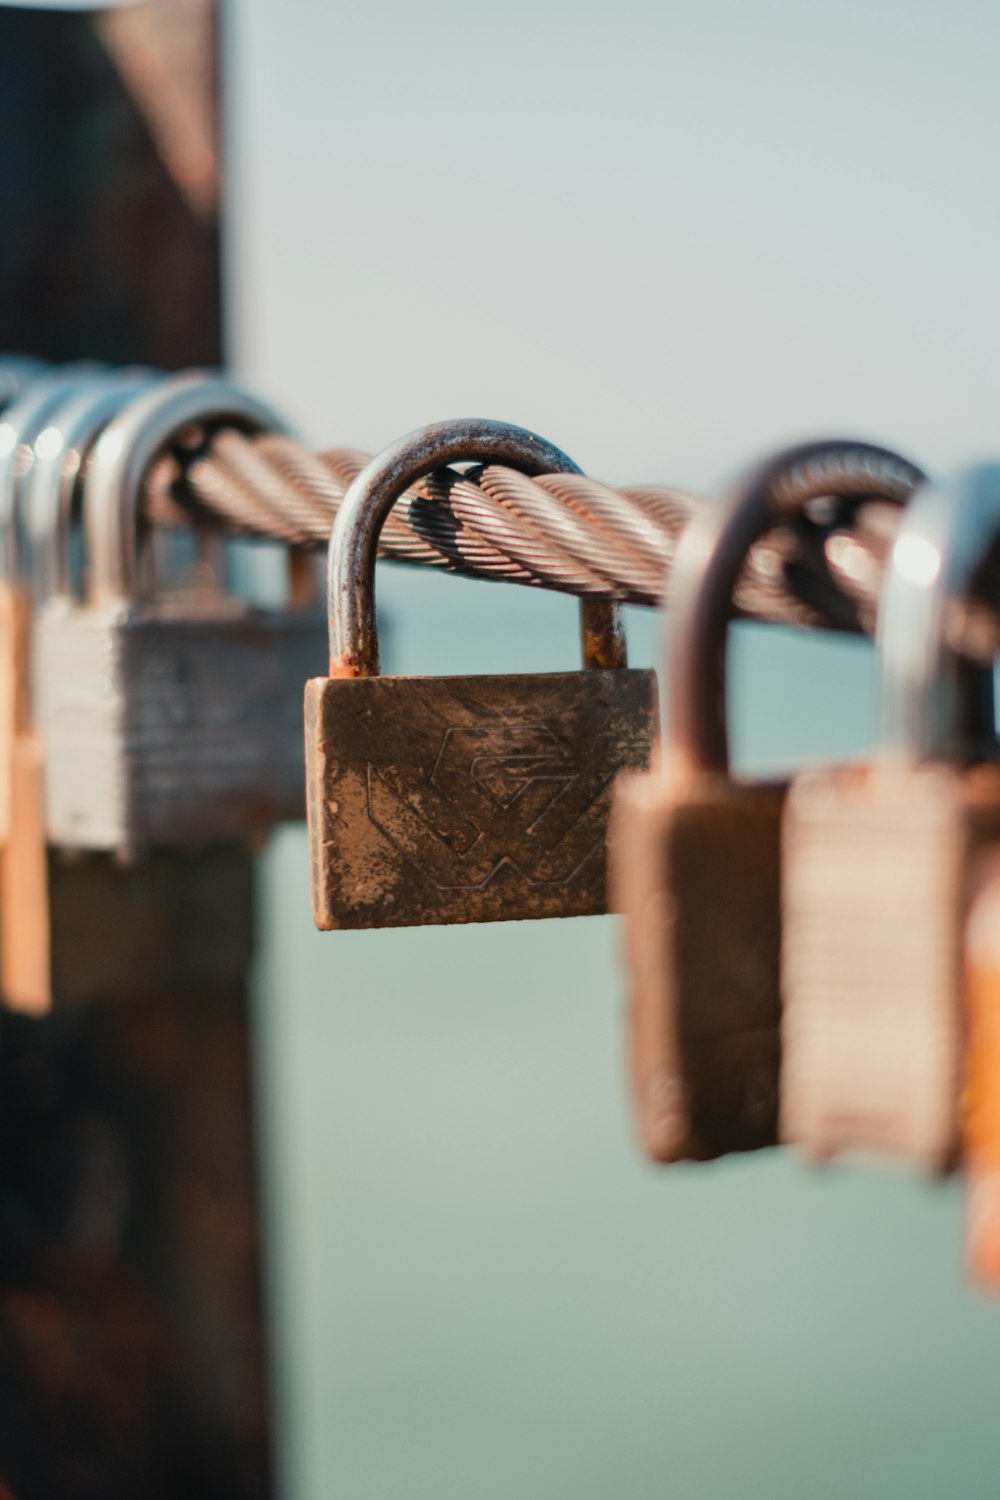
305,418,656,929
0,373,157,1012
781,463,1000,1172
34,372,326,856
610,440,924,1164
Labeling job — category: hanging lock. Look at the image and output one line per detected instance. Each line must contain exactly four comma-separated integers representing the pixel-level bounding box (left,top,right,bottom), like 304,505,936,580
782,463,1000,1172
0,364,103,849
34,372,327,856
610,441,923,1164
305,418,656,929
0,373,156,1011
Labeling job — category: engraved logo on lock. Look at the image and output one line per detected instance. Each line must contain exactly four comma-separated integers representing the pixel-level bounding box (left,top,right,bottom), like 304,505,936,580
366,717,612,890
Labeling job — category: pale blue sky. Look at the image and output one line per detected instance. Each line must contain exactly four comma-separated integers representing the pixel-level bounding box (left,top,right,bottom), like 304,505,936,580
231,0,1000,488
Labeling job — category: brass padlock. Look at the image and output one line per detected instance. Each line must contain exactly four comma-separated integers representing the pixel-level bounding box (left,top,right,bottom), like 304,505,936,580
35,372,325,856
610,440,923,1164
305,418,656,929
0,373,156,1012
781,463,1000,1172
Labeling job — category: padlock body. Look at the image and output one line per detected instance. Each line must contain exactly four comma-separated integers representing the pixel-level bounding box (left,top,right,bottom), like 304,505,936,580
305,668,656,929
781,764,1000,1171
610,771,785,1163
35,599,326,852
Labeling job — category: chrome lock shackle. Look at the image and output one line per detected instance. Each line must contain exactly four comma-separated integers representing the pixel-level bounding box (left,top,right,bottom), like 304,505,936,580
665,439,927,781
326,416,626,678
84,371,291,607
877,464,1000,766
26,371,162,604
0,364,105,584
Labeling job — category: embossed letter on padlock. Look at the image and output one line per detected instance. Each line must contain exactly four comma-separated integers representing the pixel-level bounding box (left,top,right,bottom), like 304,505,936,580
305,418,656,929
611,441,923,1164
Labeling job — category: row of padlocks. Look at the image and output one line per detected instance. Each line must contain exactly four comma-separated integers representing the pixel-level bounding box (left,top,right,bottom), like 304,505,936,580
2,360,999,1287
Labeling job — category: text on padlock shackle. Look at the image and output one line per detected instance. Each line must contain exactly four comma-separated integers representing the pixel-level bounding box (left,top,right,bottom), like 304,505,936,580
26,372,163,605
325,416,627,678
877,464,1000,766
84,371,291,607
664,439,927,782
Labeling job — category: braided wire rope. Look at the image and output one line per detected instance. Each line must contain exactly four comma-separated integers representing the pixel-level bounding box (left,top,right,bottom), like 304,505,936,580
141,425,1000,664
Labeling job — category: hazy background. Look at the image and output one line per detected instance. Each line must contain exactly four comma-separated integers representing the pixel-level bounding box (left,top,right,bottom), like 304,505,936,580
224,3,1000,1496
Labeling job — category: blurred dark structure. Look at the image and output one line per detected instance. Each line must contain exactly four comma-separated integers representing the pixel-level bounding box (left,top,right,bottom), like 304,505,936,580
0,0,223,367
0,4,272,1497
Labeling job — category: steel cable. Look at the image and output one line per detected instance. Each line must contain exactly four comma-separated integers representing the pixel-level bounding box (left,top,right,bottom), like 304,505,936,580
141,426,1000,664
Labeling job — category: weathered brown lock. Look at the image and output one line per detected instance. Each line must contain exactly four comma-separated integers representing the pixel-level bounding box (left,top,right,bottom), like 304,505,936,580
610,440,924,1164
781,463,1000,1173
305,418,657,929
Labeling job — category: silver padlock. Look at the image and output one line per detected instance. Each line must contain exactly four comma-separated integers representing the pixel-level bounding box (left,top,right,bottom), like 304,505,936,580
34,372,327,855
0,365,102,846
0,373,159,1012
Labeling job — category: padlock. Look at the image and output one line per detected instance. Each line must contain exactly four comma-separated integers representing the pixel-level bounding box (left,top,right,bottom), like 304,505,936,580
305,417,656,929
781,463,1000,1172
610,440,924,1164
34,371,327,855
0,373,157,1011
0,365,102,848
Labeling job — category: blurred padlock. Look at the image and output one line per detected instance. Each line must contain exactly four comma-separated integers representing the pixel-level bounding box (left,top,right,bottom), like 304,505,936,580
305,418,656,929
781,463,1000,1172
610,440,923,1164
0,365,100,847
35,372,326,856
0,373,156,1011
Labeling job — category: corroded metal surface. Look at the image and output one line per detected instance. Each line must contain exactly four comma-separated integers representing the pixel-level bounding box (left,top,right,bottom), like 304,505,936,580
307,668,656,929
612,774,784,1162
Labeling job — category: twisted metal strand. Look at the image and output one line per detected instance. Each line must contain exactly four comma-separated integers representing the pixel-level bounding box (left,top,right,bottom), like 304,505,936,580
139,426,1000,664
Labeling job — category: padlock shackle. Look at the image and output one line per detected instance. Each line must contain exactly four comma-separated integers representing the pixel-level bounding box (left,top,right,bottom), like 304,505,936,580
26,373,160,604
326,417,626,677
666,440,925,778
84,373,290,606
878,464,1000,765
0,365,103,586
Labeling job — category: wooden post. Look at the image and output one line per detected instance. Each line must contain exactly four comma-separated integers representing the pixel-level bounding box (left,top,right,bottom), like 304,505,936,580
0,5,273,1496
